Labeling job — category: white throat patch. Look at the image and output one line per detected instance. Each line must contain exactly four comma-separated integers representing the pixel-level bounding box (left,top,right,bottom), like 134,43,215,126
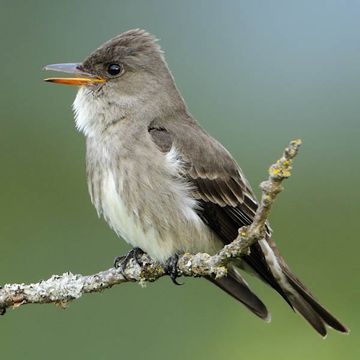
72,86,137,137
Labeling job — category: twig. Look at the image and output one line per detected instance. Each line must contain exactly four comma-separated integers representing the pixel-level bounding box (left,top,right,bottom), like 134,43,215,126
0,139,302,315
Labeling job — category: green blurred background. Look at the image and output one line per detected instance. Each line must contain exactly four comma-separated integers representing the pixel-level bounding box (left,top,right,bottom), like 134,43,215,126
0,0,359,359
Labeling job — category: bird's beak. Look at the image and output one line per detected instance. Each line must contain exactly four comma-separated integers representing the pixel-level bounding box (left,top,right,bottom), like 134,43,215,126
43,63,105,86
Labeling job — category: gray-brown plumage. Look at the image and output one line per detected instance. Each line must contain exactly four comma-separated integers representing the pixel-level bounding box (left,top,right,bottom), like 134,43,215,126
44,29,348,336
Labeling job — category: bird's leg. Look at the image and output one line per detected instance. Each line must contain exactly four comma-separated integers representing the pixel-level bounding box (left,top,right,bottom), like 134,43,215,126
164,254,183,286
113,247,145,271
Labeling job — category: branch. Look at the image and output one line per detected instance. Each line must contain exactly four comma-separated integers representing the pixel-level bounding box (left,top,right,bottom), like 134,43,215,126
0,139,302,315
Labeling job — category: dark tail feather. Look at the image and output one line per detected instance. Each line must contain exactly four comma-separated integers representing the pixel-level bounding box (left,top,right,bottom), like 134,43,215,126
207,266,270,321
246,240,349,336
286,290,328,336
283,268,349,335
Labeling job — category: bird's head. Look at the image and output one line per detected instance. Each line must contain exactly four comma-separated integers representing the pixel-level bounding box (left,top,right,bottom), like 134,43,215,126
44,29,184,136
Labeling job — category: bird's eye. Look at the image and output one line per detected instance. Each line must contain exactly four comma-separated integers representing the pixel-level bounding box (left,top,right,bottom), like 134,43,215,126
107,63,122,76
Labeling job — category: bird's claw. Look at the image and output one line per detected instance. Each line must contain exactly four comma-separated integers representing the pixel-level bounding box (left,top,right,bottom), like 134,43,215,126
0,285,5,315
113,247,145,274
164,254,183,285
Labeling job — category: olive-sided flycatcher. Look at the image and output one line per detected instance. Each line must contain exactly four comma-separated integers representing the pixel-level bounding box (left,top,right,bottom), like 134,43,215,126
44,29,348,337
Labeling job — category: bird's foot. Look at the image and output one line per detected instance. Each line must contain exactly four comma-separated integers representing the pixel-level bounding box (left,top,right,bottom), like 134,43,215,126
114,247,145,273
0,285,5,315
164,254,183,285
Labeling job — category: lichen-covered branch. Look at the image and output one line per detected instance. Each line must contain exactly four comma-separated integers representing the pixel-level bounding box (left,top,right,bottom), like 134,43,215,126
0,139,302,315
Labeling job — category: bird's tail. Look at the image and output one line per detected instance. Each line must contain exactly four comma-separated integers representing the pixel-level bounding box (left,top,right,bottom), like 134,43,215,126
207,266,271,322
253,238,349,337
279,265,349,337
209,239,349,337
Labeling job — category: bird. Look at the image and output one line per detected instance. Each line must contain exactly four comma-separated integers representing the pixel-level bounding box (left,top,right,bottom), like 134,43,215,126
44,29,348,337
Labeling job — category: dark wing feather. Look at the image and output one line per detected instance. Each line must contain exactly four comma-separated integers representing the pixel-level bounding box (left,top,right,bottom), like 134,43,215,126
148,117,286,293
148,118,285,295
148,117,348,335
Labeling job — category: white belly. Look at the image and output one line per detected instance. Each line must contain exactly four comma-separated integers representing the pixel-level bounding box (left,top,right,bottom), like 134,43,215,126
100,170,223,263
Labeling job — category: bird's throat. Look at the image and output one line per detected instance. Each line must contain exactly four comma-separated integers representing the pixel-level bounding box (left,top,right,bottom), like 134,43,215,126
72,87,138,137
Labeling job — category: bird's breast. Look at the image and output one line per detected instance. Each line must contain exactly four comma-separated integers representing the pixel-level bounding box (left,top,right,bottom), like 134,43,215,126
100,170,172,260
86,141,223,263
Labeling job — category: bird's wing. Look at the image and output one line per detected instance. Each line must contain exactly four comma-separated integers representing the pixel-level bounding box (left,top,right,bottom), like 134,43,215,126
148,118,348,335
148,118,284,295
